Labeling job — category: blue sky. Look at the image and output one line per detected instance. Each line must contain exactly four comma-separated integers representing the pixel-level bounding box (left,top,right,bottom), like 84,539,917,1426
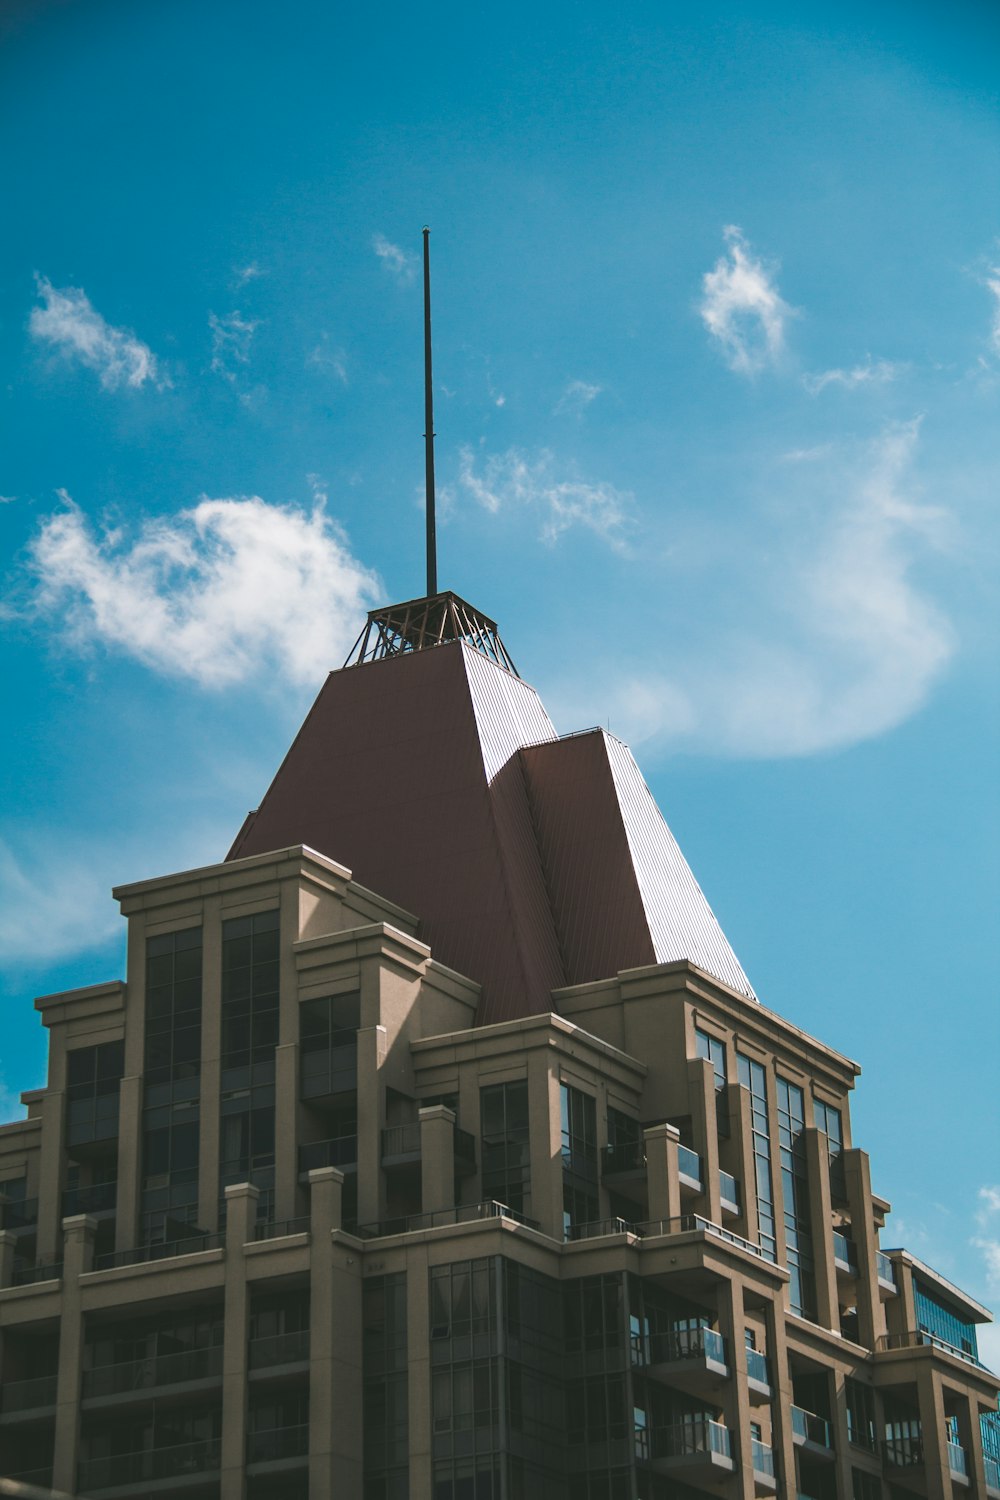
2,0,999,1346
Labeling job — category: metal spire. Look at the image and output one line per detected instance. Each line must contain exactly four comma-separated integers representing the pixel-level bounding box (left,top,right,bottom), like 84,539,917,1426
422,226,437,597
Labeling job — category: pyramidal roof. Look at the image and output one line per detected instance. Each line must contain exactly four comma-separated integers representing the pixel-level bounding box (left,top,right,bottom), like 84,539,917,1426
229,593,755,1021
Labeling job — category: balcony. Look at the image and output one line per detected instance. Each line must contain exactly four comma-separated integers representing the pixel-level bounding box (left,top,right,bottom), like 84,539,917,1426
0,1197,38,1232
247,1423,309,1464
82,1346,223,1400
62,1181,117,1216
566,1216,640,1242
746,1347,772,1402
249,1330,310,1369
751,1436,777,1493
93,1232,224,1270
633,1327,729,1395
719,1170,740,1215
984,1455,1000,1495
833,1230,859,1276
883,1432,923,1470
649,1416,734,1479
637,1212,771,1262
877,1329,992,1371
77,1437,222,1491
381,1122,422,1165
791,1405,834,1459
0,1373,58,1416
358,1199,539,1238
602,1140,646,1176
11,1260,62,1287
677,1145,703,1192
253,1217,310,1242
876,1250,897,1293
947,1439,970,1483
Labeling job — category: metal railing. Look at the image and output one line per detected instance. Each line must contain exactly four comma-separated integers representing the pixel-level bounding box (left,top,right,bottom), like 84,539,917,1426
634,1326,727,1367
947,1440,969,1477
636,1213,770,1260
247,1423,309,1462
652,1415,731,1461
381,1122,422,1158
253,1216,310,1242
77,1437,222,1488
602,1140,646,1174
566,1215,639,1241
751,1437,775,1476
93,1232,224,1269
0,1197,38,1231
832,1230,858,1272
62,1181,117,1215
877,1329,992,1371
792,1405,832,1448
82,1344,222,1397
249,1329,310,1368
0,1372,58,1411
298,1135,357,1172
876,1250,896,1286
11,1260,62,1286
357,1199,539,1238
746,1347,770,1385
677,1144,703,1184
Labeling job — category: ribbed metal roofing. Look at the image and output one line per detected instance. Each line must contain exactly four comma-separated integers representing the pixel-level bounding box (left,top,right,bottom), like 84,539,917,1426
462,643,556,780
604,732,756,1000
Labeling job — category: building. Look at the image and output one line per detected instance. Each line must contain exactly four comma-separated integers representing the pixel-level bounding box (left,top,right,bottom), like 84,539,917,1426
1,590,998,1500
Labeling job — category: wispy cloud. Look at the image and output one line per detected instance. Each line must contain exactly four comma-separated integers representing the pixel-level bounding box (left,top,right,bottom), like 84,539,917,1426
232,262,264,288
209,311,258,381
457,446,632,549
0,494,16,505
307,333,348,384
554,379,602,416
0,1074,23,1126
569,421,955,758
804,357,904,395
29,276,165,391
985,264,1000,356
24,491,381,688
974,1185,1000,1297
372,232,418,283
700,226,794,375
0,835,122,968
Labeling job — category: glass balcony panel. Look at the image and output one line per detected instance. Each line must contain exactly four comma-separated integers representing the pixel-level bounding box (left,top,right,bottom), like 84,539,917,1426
746,1348,770,1385
832,1230,858,1271
602,1140,646,1174
984,1455,1000,1490
248,1330,310,1368
653,1415,731,1460
0,1198,38,1231
719,1170,739,1210
751,1437,775,1476
792,1406,832,1448
77,1438,221,1489
1,1373,58,1411
677,1145,702,1185
876,1250,896,1286
82,1345,222,1397
252,1217,310,1242
62,1182,117,1215
947,1440,968,1477
247,1423,309,1462
298,1135,357,1172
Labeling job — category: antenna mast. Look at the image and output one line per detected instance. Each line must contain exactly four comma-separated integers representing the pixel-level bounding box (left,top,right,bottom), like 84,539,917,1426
422,227,437,597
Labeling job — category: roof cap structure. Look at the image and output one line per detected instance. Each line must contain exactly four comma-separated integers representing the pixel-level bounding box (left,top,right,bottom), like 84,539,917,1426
344,591,519,676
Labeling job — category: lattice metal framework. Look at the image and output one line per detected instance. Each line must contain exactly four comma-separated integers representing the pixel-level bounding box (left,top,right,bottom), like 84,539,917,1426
344,592,520,677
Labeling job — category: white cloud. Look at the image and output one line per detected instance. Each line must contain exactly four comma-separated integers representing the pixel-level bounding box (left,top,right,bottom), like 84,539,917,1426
804,358,904,395
0,494,15,505
307,333,348,383
232,262,264,287
457,446,632,549
29,276,165,391
555,379,602,416
25,491,381,688
700,226,794,375
209,311,258,380
372,233,418,282
572,421,955,758
986,266,1000,356
980,1186,1000,1217
0,835,122,968
978,1322,1000,1375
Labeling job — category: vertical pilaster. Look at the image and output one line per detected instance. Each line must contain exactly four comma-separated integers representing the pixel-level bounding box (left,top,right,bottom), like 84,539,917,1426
687,1056,722,1223
804,1127,838,1333
407,1246,432,1500
34,1088,66,1262
915,1363,950,1500
763,1065,789,1272
308,1167,364,1497
958,1391,988,1495
419,1105,456,1217
730,1081,760,1246
0,1228,16,1288
115,1073,142,1251
844,1148,882,1348
764,1290,796,1497
527,1050,562,1239
51,1214,96,1495
643,1123,681,1225
716,1272,755,1498
198,896,223,1231
221,1182,256,1500
356,1025,387,1228
274,1041,299,1221
829,1367,855,1500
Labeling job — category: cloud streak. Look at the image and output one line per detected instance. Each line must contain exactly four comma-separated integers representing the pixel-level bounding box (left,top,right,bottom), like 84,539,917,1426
700,226,793,374
555,379,602,415
29,276,165,390
209,311,258,381
457,446,631,548
372,233,418,282
804,358,903,395
25,492,381,688
986,265,1000,356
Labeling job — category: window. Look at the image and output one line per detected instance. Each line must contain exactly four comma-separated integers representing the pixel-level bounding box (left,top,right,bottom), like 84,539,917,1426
66,1041,124,1146
776,1077,816,1320
846,1378,878,1451
480,1081,530,1213
560,1084,598,1236
300,993,360,1098
144,927,202,1088
815,1097,846,1201
737,1055,777,1263
913,1279,979,1358
851,1467,882,1499
695,1026,730,1136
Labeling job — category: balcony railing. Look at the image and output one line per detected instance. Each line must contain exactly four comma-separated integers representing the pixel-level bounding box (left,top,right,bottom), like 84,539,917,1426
77,1437,222,1488
253,1217,310,1242
83,1345,223,1398
358,1199,539,1238
677,1145,703,1186
884,1432,923,1467
638,1326,726,1367
652,1416,732,1461
877,1329,992,1371
249,1330,310,1368
984,1455,1000,1490
298,1135,357,1172
602,1140,646,1174
719,1170,739,1211
454,1127,476,1163
11,1260,62,1286
832,1230,858,1273
93,1232,224,1269
0,1372,58,1412
247,1423,309,1462
792,1406,832,1449
876,1250,896,1287
947,1440,969,1478
566,1215,640,1241
381,1122,422,1158
637,1213,770,1260
751,1437,775,1477
746,1348,770,1386
0,1197,38,1231
62,1181,117,1215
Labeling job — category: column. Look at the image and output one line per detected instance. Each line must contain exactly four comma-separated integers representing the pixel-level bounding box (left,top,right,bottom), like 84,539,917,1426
804,1127,838,1333
198,896,223,1231
308,1168,364,1496
730,1081,760,1246
34,1088,67,1262
51,1214,96,1495
115,1072,143,1251
763,1291,796,1497
716,1273,755,1498
687,1056,722,1224
221,1182,256,1500
0,1228,16,1288
915,1363,950,1500
407,1246,433,1500
843,1148,882,1349
957,1391,988,1495
643,1123,681,1225
356,1024,387,1229
419,1105,456,1218
527,1050,563,1239
273,1041,299,1221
